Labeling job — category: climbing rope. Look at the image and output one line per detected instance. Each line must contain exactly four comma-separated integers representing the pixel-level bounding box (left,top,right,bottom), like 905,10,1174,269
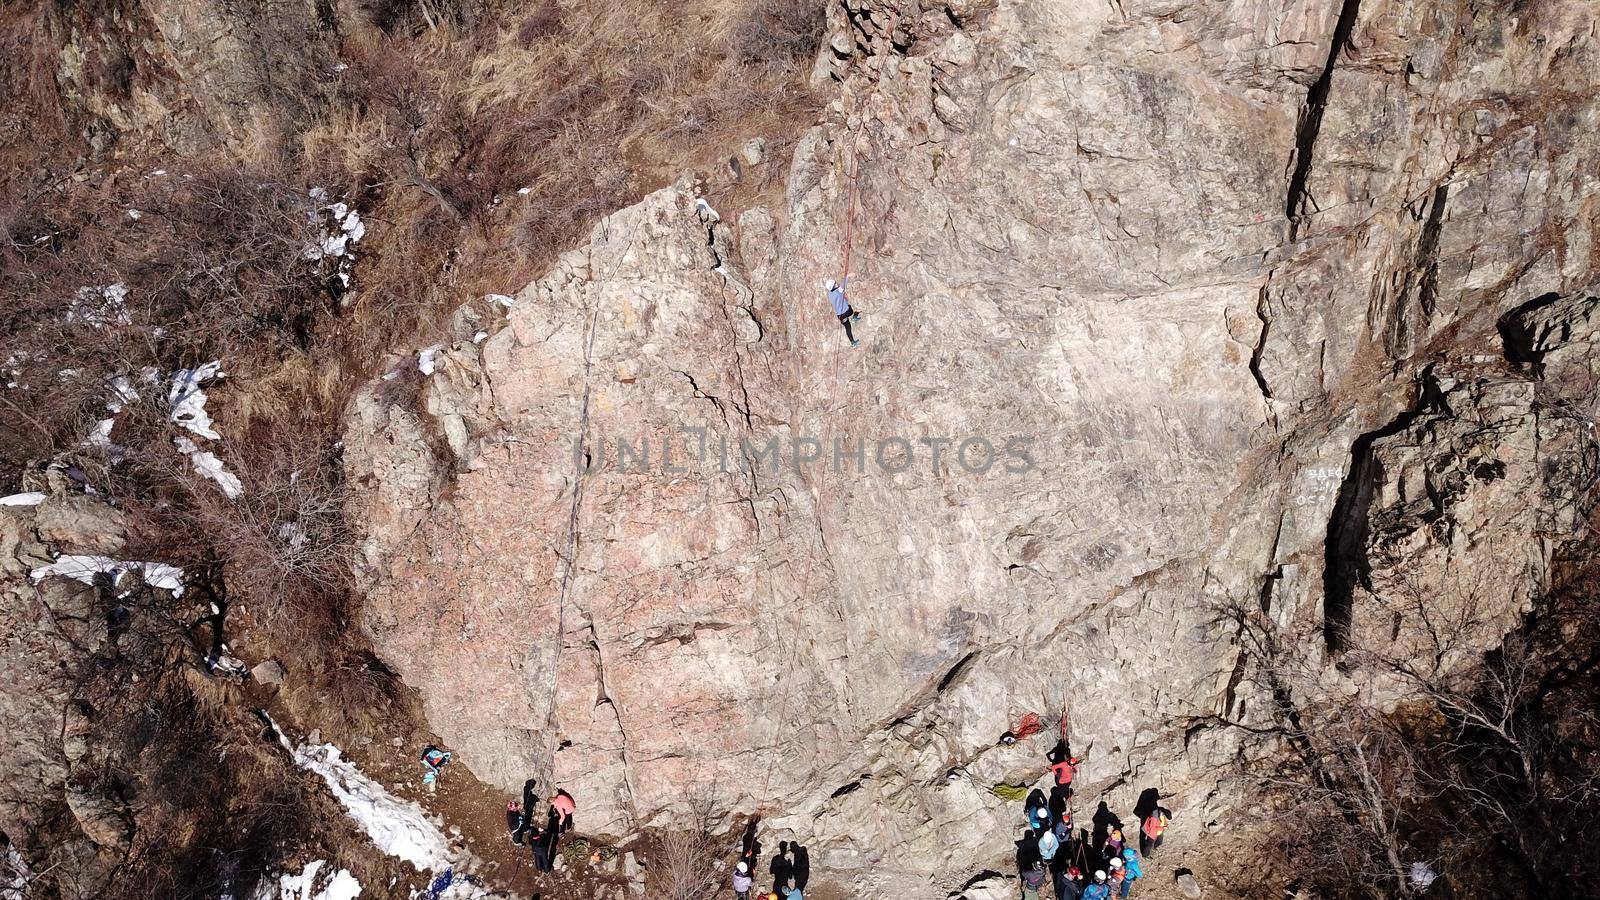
834,0,905,285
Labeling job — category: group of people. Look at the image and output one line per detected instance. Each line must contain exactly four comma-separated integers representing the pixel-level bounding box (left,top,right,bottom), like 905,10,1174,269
733,819,810,900
1013,738,1172,900
504,778,577,872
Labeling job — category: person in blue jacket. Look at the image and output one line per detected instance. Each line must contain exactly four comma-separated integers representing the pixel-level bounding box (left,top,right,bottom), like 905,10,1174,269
1082,870,1111,900
1118,848,1143,897
824,277,862,347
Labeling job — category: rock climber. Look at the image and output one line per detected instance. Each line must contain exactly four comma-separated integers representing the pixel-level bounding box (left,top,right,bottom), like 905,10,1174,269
741,819,762,873
1026,788,1052,831
1118,848,1143,897
1083,870,1111,900
732,861,753,900
824,276,862,347
1102,827,1126,865
1139,803,1171,858
1051,806,1074,845
1048,740,1081,787
780,876,804,900
506,778,538,844
1021,860,1048,900
505,801,525,844
529,812,557,872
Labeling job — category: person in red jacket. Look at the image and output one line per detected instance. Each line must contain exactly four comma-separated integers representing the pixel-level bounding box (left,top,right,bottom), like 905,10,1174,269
1048,739,1080,786
1139,804,1171,857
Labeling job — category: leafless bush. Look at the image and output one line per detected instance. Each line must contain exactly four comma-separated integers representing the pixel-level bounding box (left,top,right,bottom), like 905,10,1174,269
1213,552,1600,898
646,792,731,900
733,0,827,71
1260,704,1427,898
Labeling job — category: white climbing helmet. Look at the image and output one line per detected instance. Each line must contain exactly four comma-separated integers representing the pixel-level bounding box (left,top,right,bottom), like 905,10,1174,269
1094,871,1107,883
737,861,748,874
825,278,837,291
1109,857,1123,870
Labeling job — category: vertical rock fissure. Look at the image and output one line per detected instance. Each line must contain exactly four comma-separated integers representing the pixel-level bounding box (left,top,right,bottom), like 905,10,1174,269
544,306,601,754
1285,0,1364,240
586,626,642,824
1250,286,1276,401
1415,183,1450,320
1321,379,1436,654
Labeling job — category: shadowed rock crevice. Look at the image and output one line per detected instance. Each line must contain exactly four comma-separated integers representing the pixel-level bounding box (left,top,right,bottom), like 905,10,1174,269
1321,380,1438,654
1286,0,1365,239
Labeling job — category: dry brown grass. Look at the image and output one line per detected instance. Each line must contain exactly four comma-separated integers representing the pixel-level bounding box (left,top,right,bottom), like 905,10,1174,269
295,0,825,346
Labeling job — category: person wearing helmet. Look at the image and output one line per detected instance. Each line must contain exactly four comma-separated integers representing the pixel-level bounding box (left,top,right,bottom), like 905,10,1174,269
529,811,557,872
1082,870,1111,900
1107,862,1127,898
1038,828,1061,863
1119,848,1143,897
732,860,753,900
1102,827,1125,864
824,276,862,347
1021,860,1047,900
1052,859,1084,900
779,877,804,900
1048,739,1080,786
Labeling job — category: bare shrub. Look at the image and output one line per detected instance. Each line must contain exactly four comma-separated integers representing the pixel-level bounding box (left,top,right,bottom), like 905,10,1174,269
733,0,828,70
1259,704,1427,897
646,792,731,900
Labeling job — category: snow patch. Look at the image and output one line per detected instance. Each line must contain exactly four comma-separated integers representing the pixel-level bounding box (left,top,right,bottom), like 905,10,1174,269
292,744,452,872
417,345,444,376
31,555,184,595
176,436,244,498
487,294,516,308
251,860,362,900
694,197,720,222
169,361,225,439
0,492,46,507
305,191,366,290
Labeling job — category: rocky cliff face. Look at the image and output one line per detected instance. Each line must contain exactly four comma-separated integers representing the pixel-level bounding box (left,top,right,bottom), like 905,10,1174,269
343,0,1599,885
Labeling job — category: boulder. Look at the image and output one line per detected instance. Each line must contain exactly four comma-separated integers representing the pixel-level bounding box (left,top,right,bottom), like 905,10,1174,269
251,660,286,685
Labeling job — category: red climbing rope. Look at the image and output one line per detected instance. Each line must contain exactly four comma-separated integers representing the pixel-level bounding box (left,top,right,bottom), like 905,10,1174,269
834,0,905,284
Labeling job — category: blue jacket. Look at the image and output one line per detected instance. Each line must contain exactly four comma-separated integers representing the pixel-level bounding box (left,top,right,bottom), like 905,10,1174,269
826,277,850,315
1083,884,1111,900
1122,851,1143,879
